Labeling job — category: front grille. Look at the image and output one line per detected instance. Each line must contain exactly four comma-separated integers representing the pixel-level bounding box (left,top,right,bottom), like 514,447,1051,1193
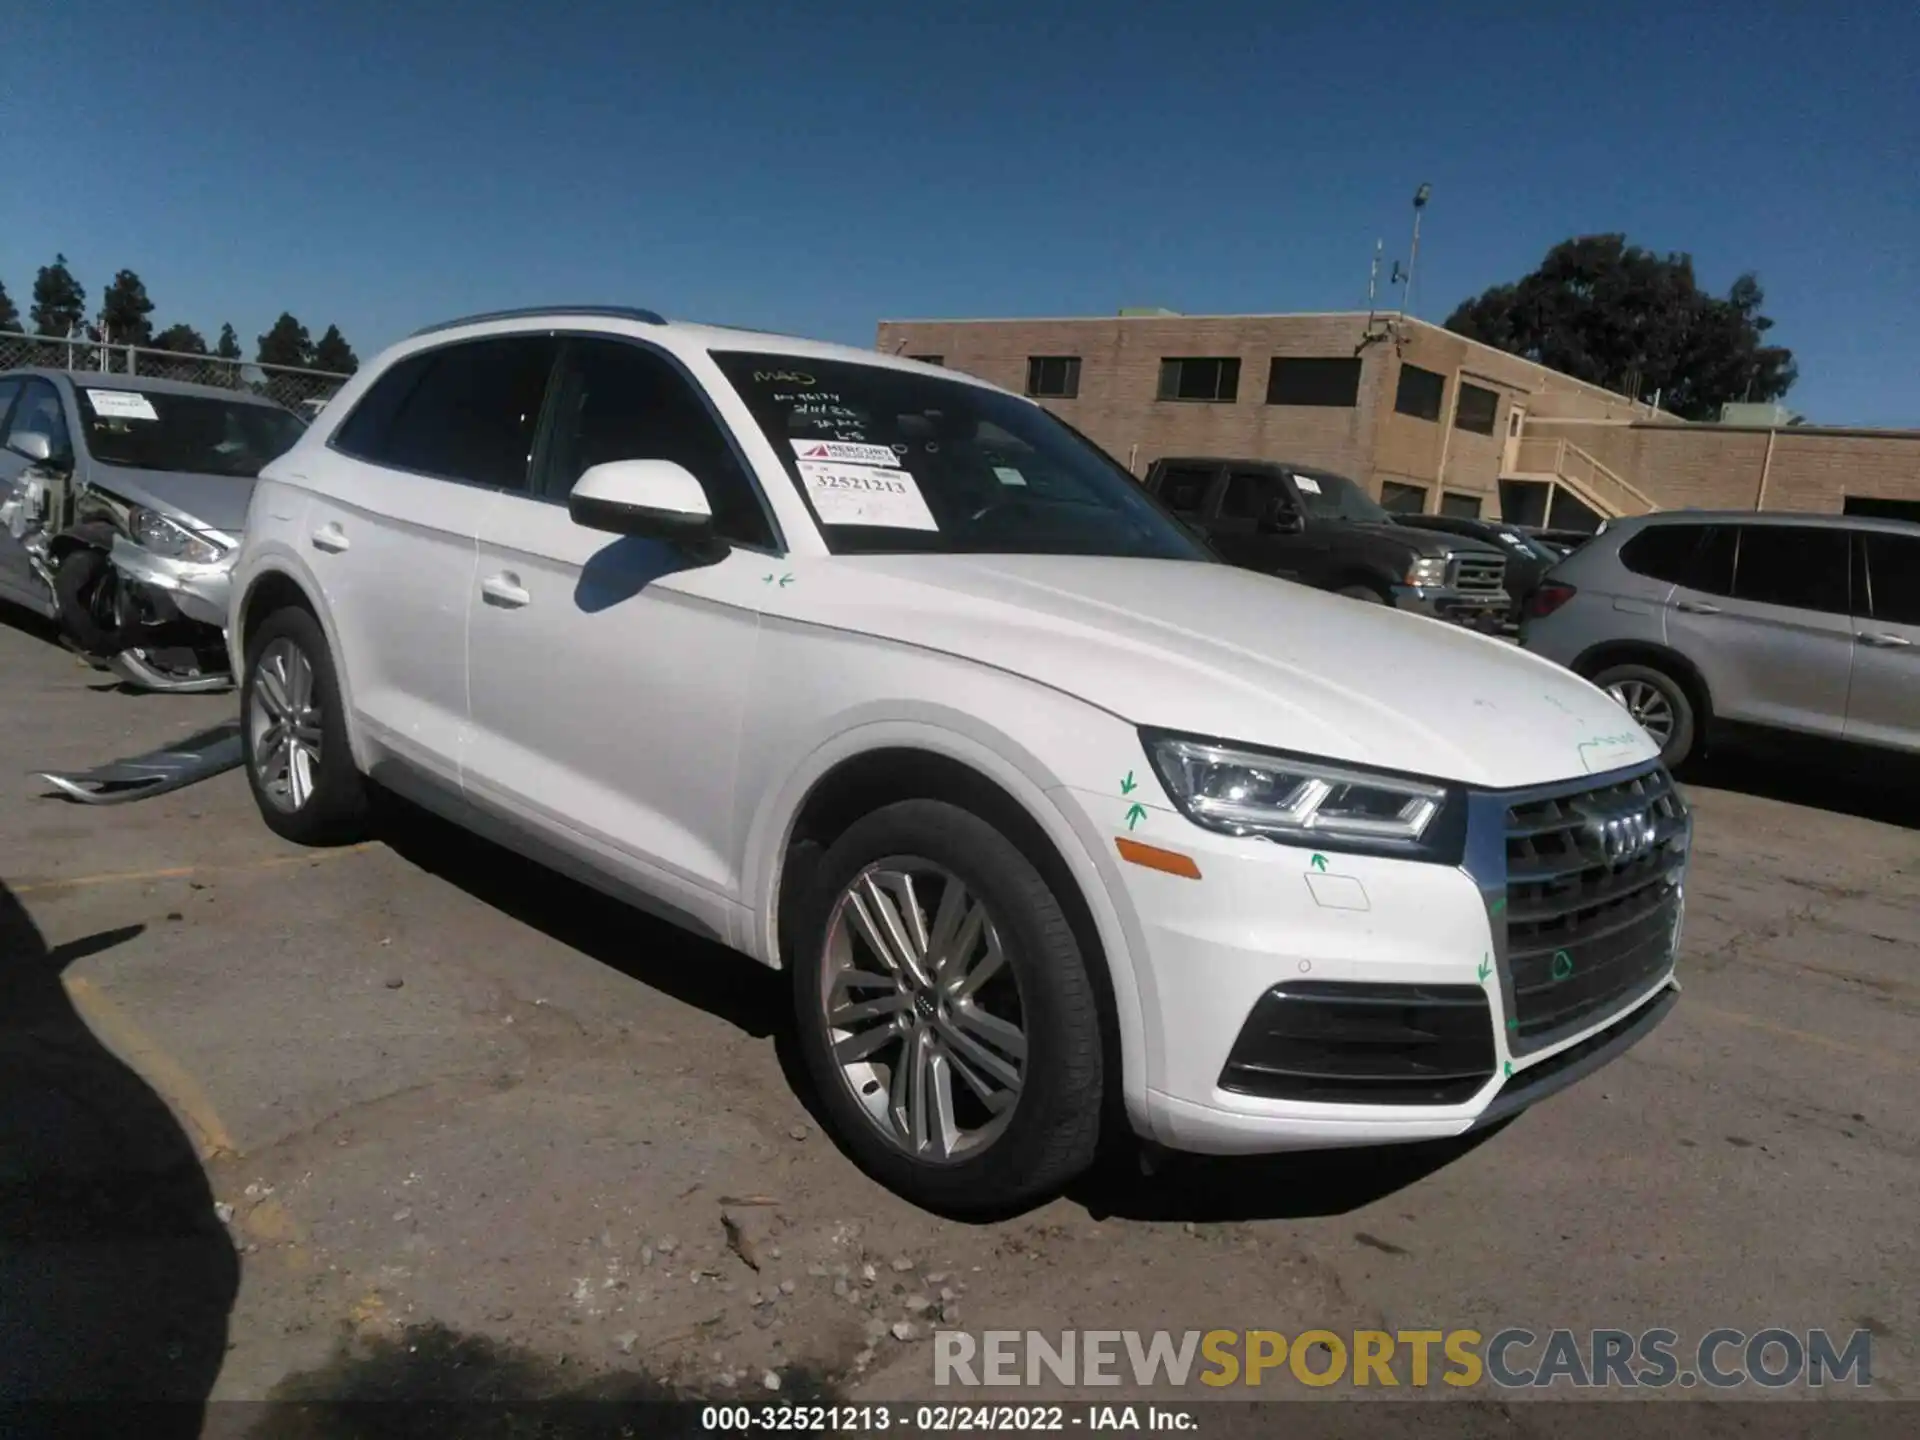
1449,553,1508,598
1219,982,1496,1105
1501,767,1687,1052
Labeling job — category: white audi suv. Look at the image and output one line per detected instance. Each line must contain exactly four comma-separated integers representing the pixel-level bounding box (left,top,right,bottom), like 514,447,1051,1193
228,306,1691,1211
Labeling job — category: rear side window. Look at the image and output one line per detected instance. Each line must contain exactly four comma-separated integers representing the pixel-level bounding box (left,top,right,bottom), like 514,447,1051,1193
1618,524,1705,584
0,378,22,433
1219,470,1281,521
335,337,558,491
1731,526,1850,614
1863,533,1920,625
1154,465,1215,515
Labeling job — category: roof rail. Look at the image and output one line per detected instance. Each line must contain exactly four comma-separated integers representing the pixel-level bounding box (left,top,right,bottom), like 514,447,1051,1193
409,305,666,338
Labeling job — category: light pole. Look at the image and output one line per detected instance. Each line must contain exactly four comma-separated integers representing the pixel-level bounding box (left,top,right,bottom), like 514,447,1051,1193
1399,183,1432,321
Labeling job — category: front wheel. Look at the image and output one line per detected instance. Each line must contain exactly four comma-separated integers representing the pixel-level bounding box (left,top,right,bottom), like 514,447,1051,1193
240,607,370,845
790,800,1103,1213
1593,662,1697,768
54,547,131,655
1336,582,1389,605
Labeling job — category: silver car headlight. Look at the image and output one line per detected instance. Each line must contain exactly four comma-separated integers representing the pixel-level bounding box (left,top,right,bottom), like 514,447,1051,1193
1404,555,1449,588
1143,731,1465,861
129,507,228,565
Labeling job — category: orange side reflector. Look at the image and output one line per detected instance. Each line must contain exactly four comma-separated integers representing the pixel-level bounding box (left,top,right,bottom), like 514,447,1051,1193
1115,837,1203,880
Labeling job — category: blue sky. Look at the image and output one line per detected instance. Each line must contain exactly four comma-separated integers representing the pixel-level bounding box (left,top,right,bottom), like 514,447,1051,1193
5,1,1915,423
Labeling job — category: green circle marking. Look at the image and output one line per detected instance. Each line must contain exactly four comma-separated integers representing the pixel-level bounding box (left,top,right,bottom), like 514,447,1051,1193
1551,950,1575,981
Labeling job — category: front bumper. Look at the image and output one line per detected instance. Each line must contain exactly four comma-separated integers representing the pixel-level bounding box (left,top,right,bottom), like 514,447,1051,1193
1076,759,1689,1156
108,534,236,629
1390,584,1511,631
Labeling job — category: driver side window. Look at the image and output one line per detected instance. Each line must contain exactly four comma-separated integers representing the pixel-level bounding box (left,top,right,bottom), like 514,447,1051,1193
6,380,72,461
541,339,777,550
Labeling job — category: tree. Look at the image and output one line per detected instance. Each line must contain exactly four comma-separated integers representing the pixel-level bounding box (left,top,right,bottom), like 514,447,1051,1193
0,279,18,332
215,323,242,360
30,254,86,338
153,323,208,355
1444,234,1797,420
100,269,156,346
311,324,359,374
256,312,313,368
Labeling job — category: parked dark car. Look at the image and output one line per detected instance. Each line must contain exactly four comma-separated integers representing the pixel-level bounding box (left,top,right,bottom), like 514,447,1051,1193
1517,525,1595,559
1142,457,1509,629
1392,512,1563,619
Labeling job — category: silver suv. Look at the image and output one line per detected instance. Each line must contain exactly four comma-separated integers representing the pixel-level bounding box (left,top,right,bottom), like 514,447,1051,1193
1520,511,1920,767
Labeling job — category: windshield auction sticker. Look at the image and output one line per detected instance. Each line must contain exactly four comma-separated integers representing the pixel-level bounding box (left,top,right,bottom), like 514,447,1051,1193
798,461,939,530
792,439,902,467
85,389,160,421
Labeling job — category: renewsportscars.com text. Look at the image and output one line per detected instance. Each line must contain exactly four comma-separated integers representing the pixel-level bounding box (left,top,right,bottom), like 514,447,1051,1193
933,1328,1874,1390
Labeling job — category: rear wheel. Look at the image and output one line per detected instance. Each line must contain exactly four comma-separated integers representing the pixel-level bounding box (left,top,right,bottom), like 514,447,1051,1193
1593,662,1697,768
790,799,1103,1213
241,607,370,844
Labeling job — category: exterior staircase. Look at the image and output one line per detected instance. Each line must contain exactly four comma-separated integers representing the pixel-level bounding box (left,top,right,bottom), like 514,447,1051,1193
1502,437,1657,528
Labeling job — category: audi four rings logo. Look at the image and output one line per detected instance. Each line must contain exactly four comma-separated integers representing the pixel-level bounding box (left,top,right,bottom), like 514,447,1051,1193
1581,806,1658,866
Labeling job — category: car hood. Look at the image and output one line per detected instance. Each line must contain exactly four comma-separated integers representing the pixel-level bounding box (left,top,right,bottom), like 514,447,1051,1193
88,464,254,534
780,553,1655,789
1344,521,1504,557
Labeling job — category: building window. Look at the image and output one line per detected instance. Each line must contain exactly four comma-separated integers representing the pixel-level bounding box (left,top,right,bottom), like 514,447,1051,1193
1157,357,1240,403
908,354,943,366
1379,481,1428,513
1454,382,1499,435
1265,357,1361,407
1393,364,1446,422
1026,356,1081,399
1440,491,1482,519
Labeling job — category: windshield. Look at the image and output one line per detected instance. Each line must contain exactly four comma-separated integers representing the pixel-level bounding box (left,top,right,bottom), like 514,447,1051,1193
713,353,1211,560
1291,468,1390,522
78,386,306,478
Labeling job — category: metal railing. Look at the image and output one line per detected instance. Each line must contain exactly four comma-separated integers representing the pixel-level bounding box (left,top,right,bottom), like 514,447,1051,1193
0,330,350,415
1508,436,1656,517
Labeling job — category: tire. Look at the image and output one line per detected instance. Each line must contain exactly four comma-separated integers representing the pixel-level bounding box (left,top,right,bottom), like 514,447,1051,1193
790,799,1103,1213
1337,582,1389,605
239,606,370,845
1592,662,1697,768
54,547,131,655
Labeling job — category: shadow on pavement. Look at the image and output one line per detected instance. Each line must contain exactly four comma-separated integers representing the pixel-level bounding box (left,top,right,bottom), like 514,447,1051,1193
0,883,239,1430
240,1320,835,1438
1681,733,1920,828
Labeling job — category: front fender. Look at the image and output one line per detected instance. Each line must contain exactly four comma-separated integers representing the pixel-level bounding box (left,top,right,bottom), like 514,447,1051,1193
230,536,373,773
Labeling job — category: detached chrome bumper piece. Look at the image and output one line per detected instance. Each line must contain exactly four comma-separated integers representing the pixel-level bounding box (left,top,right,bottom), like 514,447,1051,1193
38,720,244,805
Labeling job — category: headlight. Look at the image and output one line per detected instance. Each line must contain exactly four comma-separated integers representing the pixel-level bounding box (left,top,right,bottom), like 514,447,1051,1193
129,507,227,565
1404,555,1449,588
1143,730,1464,861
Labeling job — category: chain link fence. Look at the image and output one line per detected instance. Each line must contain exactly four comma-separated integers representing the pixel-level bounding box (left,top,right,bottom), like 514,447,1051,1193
0,330,351,416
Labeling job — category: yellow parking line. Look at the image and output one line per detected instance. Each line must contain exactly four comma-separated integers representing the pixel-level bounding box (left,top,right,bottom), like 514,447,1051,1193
15,842,377,896
1684,1000,1913,1071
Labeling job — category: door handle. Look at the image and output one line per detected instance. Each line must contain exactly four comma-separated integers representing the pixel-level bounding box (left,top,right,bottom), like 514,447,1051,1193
1675,600,1721,615
481,573,531,608
1858,632,1912,648
310,524,349,554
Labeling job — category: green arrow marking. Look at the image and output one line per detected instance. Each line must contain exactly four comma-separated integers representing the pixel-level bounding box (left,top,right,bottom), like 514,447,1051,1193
778,573,795,588
1120,771,1137,795
1477,954,1492,984
762,573,775,584
1503,1060,1514,1078
1490,897,1507,916
1506,1017,1518,1032
1551,950,1574,982
1310,854,1328,872
1125,802,1147,831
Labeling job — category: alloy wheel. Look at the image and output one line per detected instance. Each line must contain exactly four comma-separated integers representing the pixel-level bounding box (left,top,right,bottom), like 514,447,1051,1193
248,638,324,812
1607,678,1675,743
818,860,1027,1162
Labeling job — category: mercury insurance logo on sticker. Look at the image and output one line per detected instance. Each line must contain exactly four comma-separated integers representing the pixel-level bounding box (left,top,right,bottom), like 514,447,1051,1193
797,461,939,531
86,389,160,421
791,439,901,467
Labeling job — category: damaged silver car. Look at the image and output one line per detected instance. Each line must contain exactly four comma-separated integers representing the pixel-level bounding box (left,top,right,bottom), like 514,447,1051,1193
0,369,306,691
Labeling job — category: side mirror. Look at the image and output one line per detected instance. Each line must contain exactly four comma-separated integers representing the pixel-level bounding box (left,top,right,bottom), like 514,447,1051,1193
8,431,54,464
1262,500,1304,534
568,459,719,547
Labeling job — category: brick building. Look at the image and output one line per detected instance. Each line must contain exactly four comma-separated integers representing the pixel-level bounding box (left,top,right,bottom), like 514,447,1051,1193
874,310,1920,528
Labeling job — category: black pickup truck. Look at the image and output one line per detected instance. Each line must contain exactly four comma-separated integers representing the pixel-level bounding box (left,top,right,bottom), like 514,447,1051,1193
1143,457,1510,629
